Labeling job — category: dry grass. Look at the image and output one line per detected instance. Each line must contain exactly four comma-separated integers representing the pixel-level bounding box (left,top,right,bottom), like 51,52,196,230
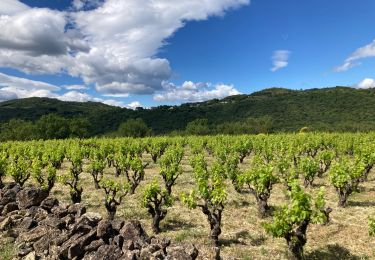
3,149,375,259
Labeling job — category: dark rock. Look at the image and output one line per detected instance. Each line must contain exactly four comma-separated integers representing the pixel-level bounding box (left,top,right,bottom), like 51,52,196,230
51,206,68,218
140,247,153,258
84,239,105,253
0,183,20,206
111,234,124,248
68,229,98,259
40,197,58,212
119,220,149,249
18,225,52,243
0,216,12,231
111,219,125,231
78,212,102,227
18,217,37,230
122,250,138,260
52,232,70,246
122,240,134,251
96,245,123,259
33,229,60,256
97,219,113,242
16,187,47,209
167,245,199,260
39,216,66,229
67,203,86,217
17,246,33,257
2,202,18,214
26,206,48,221
59,232,84,258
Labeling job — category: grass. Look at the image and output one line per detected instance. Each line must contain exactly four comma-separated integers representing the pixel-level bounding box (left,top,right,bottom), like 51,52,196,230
3,150,375,259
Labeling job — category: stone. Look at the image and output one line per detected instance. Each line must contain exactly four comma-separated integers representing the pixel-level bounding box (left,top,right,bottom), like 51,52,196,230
84,239,105,253
122,240,135,251
40,197,58,212
51,206,68,218
18,217,38,230
0,216,12,231
16,187,48,209
79,212,102,227
39,216,66,229
2,202,18,214
97,219,113,242
68,229,98,259
26,206,48,222
18,225,52,243
67,203,86,217
96,245,123,259
119,220,149,249
0,184,20,205
122,250,138,260
111,219,125,231
111,234,124,248
59,232,84,259
166,245,198,260
33,229,60,256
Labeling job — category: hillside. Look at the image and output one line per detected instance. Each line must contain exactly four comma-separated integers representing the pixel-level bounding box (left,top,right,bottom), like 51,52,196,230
1,86,375,135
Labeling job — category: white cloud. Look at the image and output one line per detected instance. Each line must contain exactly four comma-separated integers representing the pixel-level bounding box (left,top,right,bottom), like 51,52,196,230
355,78,375,89
336,39,375,72
0,0,250,96
0,72,60,91
63,85,89,90
0,0,29,15
271,50,290,72
127,101,142,109
0,72,130,107
0,89,17,102
154,81,241,102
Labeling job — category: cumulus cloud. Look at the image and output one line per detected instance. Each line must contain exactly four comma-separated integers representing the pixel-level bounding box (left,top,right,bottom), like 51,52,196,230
0,72,137,107
127,101,142,109
153,81,241,102
0,0,250,96
336,39,375,72
271,50,290,72
355,78,375,89
0,0,29,15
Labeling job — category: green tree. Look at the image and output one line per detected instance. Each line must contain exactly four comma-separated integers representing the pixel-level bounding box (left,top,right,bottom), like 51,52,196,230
36,114,70,140
117,118,151,137
185,118,211,135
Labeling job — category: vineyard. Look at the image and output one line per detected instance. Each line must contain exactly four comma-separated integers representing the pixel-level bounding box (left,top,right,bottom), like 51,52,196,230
0,133,375,259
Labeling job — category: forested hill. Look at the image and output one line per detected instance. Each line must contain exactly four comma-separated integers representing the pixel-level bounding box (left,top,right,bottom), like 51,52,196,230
1,86,375,136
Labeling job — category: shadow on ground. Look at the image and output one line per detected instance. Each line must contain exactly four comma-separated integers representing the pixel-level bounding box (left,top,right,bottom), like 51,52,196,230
306,244,363,260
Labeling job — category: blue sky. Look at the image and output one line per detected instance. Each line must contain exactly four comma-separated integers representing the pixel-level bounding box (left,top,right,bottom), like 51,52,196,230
0,0,375,108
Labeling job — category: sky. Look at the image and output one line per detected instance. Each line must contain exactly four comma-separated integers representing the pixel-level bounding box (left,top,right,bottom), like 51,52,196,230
0,0,375,108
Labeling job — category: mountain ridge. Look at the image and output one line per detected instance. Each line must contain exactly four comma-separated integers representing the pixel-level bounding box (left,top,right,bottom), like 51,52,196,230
1,86,375,134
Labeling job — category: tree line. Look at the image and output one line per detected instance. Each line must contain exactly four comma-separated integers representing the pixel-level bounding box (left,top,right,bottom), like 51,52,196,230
0,115,274,141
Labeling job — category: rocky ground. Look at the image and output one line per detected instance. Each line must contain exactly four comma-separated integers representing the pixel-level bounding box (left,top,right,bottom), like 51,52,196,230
0,183,198,259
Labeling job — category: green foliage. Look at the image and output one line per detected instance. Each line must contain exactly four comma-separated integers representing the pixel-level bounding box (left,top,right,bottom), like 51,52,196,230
369,217,375,236
31,159,56,193
329,156,365,206
7,156,31,186
185,118,211,136
117,118,151,137
100,177,129,220
298,156,320,187
142,181,173,208
0,151,7,186
263,183,329,259
159,146,184,194
142,181,173,233
187,154,227,206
